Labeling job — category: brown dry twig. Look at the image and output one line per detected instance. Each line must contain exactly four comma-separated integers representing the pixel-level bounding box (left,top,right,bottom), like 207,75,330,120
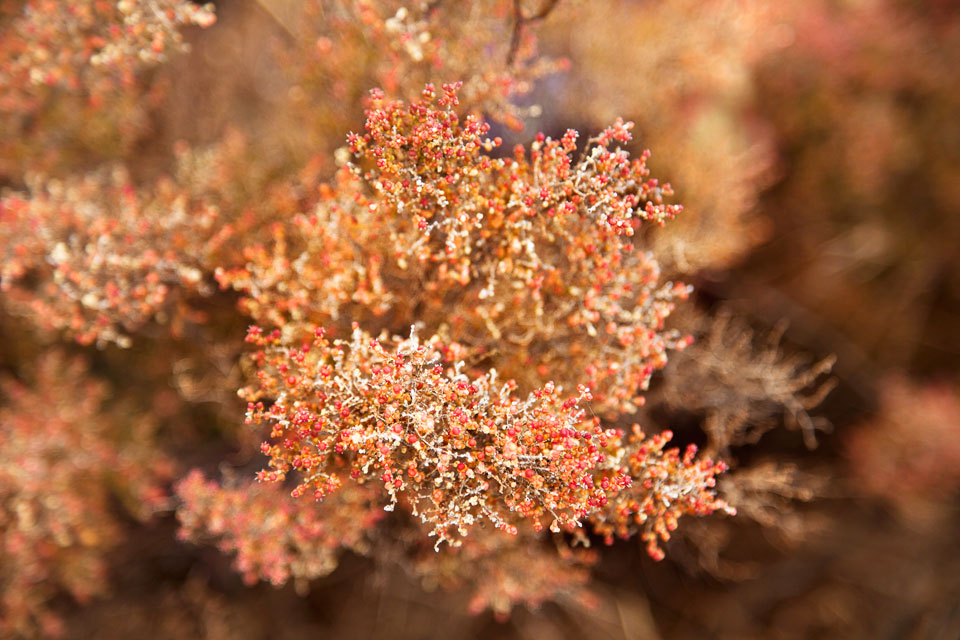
508,0,561,65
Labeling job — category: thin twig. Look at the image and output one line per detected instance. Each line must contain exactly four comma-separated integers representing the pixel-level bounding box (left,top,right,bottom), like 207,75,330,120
507,0,561,67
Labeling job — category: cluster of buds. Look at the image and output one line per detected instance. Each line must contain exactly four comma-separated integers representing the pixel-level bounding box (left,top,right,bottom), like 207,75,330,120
0,352,169,637
0,0,214,94
240,322,731,557
224,83,690,413
215,167,392,331
242,323,625,544
175,471,384,591
588,428,733,561
0,166,237,347
0,0,216,179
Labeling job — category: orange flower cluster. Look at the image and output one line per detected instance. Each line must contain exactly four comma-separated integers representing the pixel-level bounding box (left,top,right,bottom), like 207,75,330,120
223,83,690,413
0,167,233,347
589,428,732,561
240,322,731,556
0,0,215,179
0,0,213,94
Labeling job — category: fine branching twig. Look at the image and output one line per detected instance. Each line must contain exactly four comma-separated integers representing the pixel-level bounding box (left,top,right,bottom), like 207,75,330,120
507,0,561,66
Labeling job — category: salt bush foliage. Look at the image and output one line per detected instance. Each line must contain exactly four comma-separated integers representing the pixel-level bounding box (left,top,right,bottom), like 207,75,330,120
223,83,690,414
0,0,846,628
0,0,215,179
0,352,168,637
0,168,224,346
240,323,731,551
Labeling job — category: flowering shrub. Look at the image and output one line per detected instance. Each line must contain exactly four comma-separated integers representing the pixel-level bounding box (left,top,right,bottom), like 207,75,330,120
0,0,215,179
0,0,868,634
223,83,689,413
176,471,383,591
196,84,735,609
0,167,226,347
0,352,169,637
240,322,730,552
